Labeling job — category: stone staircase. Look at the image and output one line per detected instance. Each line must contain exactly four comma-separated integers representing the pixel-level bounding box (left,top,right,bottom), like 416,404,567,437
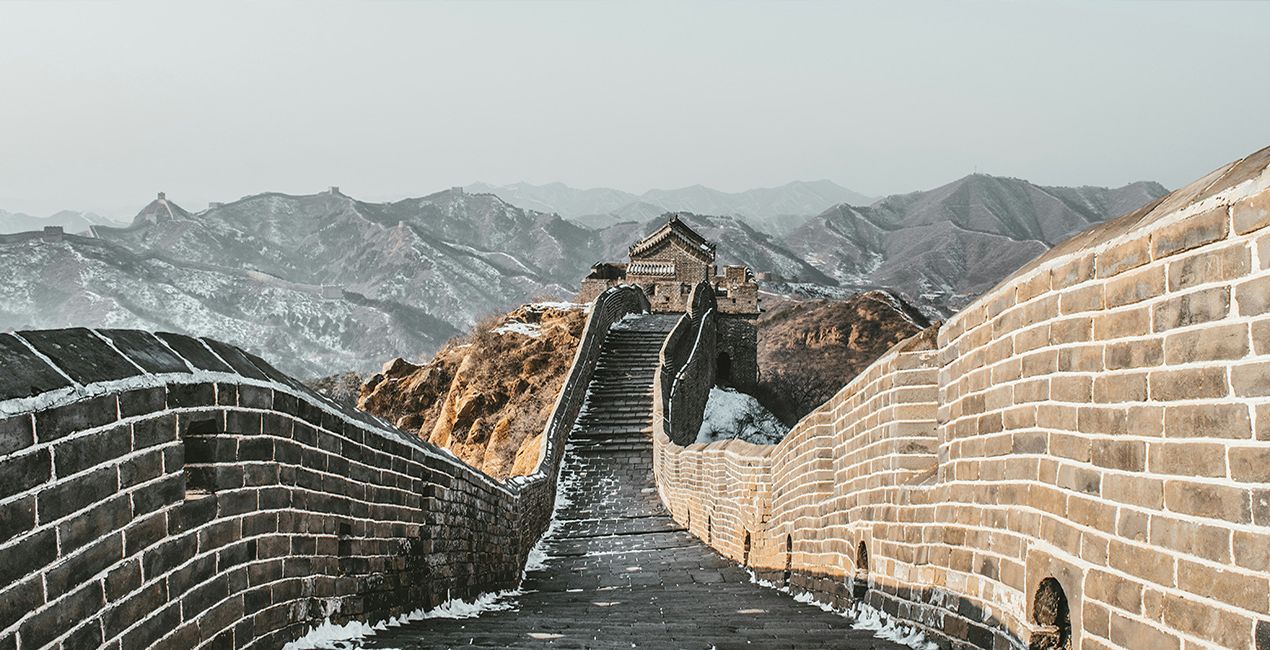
571,313,680,451
365,310,897,648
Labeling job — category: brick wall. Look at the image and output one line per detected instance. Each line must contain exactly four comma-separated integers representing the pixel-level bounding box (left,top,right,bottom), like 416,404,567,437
652,147,1270,650
0,285,649,650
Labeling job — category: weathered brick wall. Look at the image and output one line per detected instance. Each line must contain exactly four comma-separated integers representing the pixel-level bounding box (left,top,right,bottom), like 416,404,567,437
656,283,718,446
653,147,1270,650
0,285,649,650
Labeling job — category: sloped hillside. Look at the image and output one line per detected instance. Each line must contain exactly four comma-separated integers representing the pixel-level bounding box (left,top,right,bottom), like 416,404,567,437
357,303,587,481
781,176,1168,315
755,290,931,424
0,231,456,377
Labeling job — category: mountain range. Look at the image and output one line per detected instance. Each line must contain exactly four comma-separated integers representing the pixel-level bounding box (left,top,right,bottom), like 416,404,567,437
0,174,1167,376
466,179,873,234
779,175,1168,314
0,209,124,235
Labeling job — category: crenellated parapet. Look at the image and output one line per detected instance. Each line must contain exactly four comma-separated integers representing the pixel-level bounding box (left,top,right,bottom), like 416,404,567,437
0,284,650,649
652,146,1270,650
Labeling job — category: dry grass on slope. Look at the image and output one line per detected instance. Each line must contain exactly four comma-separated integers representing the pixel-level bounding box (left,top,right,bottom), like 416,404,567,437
754,290,930,425
358,303,587,481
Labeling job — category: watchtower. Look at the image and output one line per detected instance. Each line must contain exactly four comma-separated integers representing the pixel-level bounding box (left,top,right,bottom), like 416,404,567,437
577,213,760,390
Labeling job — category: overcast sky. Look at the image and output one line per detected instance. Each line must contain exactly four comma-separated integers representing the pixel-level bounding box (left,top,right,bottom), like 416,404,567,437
1,1,1267,218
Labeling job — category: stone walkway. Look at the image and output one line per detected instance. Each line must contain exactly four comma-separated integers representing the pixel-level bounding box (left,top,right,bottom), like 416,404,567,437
367,316,902,649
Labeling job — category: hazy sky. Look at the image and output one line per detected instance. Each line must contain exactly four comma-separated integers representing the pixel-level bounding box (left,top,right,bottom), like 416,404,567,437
1,1,1268,218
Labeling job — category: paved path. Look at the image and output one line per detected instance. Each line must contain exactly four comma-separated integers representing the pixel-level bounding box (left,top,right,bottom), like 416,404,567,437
368,316,902,649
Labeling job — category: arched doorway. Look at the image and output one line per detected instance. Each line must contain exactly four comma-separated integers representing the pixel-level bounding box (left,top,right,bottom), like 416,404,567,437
742,531,752,566
783,535,793,587
852,542,869,600
1031,577,1071,649
717,352,732,387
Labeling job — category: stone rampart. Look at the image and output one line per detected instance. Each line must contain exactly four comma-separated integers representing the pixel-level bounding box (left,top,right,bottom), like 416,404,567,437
0,284,649,649
653,147,1270,649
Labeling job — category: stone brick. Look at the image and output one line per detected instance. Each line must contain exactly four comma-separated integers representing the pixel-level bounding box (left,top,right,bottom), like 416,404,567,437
1105,265,1164,307
54,425,131,477
1161,593,1254,649
1167,243,1251,291
116,385,166,416
1178,559,1268,612
0,448,50,501
1231,446,1270,483
1233,190,1270,235
1152,206,1229,259
1056,463,1100,495
1050,375,1091,403
1127,406,1163,436
1148,441,1227,477
1104,339,1161,370
1255,319,1270,356
1232,361,1270,397
1092,308,1149,340
1164,322,1248,364
0,414,34,457
1049,433,1090,462
1097,239,1150,278
1116,509,1148,542
1108,538,1174,588
1092,372,1147,403
154,332,235,373
133,413,178,449
35,395,119,443
1112,609,1178,650
0,333,73,401
17,581,104,650
1051,254,1094,289
1165,403,1252,439
1259,404,1270,441
1149,367,1228,401
1090,439,1145,472
1101,473,1163,510
1059,284,1104,314
1057,345,1103,372
1150,514,1230,564
1233,530,1270,572
1085,568,1143,614
19,328,141,385
37,466,118,524
1152,286,1230,332
100,329,191,374
0,575,43,634
1235,274,1270,316
1078,407,1130,436
1164,480,1251,522
44,533,123,600
56,494,130,553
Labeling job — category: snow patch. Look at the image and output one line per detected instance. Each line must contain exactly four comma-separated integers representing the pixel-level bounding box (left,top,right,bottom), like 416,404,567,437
696,387,789,445
281,590,523,650
530,301,584,311
493,321,542,337
745,569,939,650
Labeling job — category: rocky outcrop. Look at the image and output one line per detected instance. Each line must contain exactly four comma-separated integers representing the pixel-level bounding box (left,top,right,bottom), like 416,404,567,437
358,303,588,480
755,290,931,424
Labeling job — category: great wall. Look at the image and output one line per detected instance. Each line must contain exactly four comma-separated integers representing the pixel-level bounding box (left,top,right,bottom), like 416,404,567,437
0,147,1268,649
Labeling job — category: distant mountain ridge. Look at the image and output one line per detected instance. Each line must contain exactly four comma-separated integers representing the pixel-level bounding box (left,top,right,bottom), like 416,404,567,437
0,173,1166,375
780,175,1168,314
0,208,124,235
466,179,873,233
